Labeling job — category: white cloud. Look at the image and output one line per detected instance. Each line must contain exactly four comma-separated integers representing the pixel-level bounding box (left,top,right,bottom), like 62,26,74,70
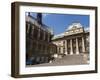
42,13,49,18
84,27,89,31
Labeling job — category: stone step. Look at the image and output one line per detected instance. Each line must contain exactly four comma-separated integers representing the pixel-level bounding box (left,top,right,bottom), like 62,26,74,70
28,54,88,67
52,54,87,65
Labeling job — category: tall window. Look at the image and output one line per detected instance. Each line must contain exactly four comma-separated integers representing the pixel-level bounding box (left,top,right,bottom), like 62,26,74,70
45,33,48,42
49,35,53,42
78,37,82,53
29,24,32,37
73,47,76,54
72,39,76,54
26,22,28,33
67,39,70,54
40,29,44,40
79,47,82,53
33,26,38,39
67,48,70,54
63,40,65,47
78,37,82,47
32,42,36,53
58,47,61,53
63,47,65,53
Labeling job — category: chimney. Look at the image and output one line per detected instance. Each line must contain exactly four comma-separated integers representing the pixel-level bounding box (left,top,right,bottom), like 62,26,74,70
37,13,42,24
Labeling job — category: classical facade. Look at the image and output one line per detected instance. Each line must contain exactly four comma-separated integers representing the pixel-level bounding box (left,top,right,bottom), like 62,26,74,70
26,13,57,65
52,22,89,55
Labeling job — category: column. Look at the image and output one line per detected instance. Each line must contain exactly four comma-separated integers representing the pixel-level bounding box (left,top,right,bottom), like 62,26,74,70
82,37,85,53
65,40,68,55
76,38,79,54
70,39,73,55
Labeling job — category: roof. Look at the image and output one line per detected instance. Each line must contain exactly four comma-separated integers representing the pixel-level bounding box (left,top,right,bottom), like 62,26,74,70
66,22,83,31
52,33,65,40
26,15,54,34
52,22,89,40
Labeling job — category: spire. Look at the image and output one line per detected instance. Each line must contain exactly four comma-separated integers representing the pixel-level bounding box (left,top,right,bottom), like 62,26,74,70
37,13,42,24
28,12,30,16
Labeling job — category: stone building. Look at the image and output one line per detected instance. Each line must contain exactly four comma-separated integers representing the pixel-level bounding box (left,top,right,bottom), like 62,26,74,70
52,22,89,56
26,13,57,65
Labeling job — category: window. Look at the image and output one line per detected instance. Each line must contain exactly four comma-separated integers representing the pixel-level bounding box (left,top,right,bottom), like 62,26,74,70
29,24,32,37
73,47,76,54
63,47,65,53
72,39,76,47
45,33,48,42
40,29,44,40
33,27,38,39
59,47,61,53
67,47,70,54
79,47,82,53
63,41,65,45
26,22,28,33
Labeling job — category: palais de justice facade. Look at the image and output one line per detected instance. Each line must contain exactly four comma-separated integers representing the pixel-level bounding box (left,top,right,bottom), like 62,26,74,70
52,23,89,56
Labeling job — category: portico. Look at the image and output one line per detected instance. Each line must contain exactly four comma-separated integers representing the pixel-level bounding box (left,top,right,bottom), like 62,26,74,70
52,22,89,55
64,36,85,55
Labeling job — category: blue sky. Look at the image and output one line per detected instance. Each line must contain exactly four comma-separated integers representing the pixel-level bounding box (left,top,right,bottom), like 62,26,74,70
26,12,89,35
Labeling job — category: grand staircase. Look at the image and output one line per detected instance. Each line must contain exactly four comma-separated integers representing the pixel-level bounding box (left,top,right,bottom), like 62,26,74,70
29,54,89,67
51,54,88,65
